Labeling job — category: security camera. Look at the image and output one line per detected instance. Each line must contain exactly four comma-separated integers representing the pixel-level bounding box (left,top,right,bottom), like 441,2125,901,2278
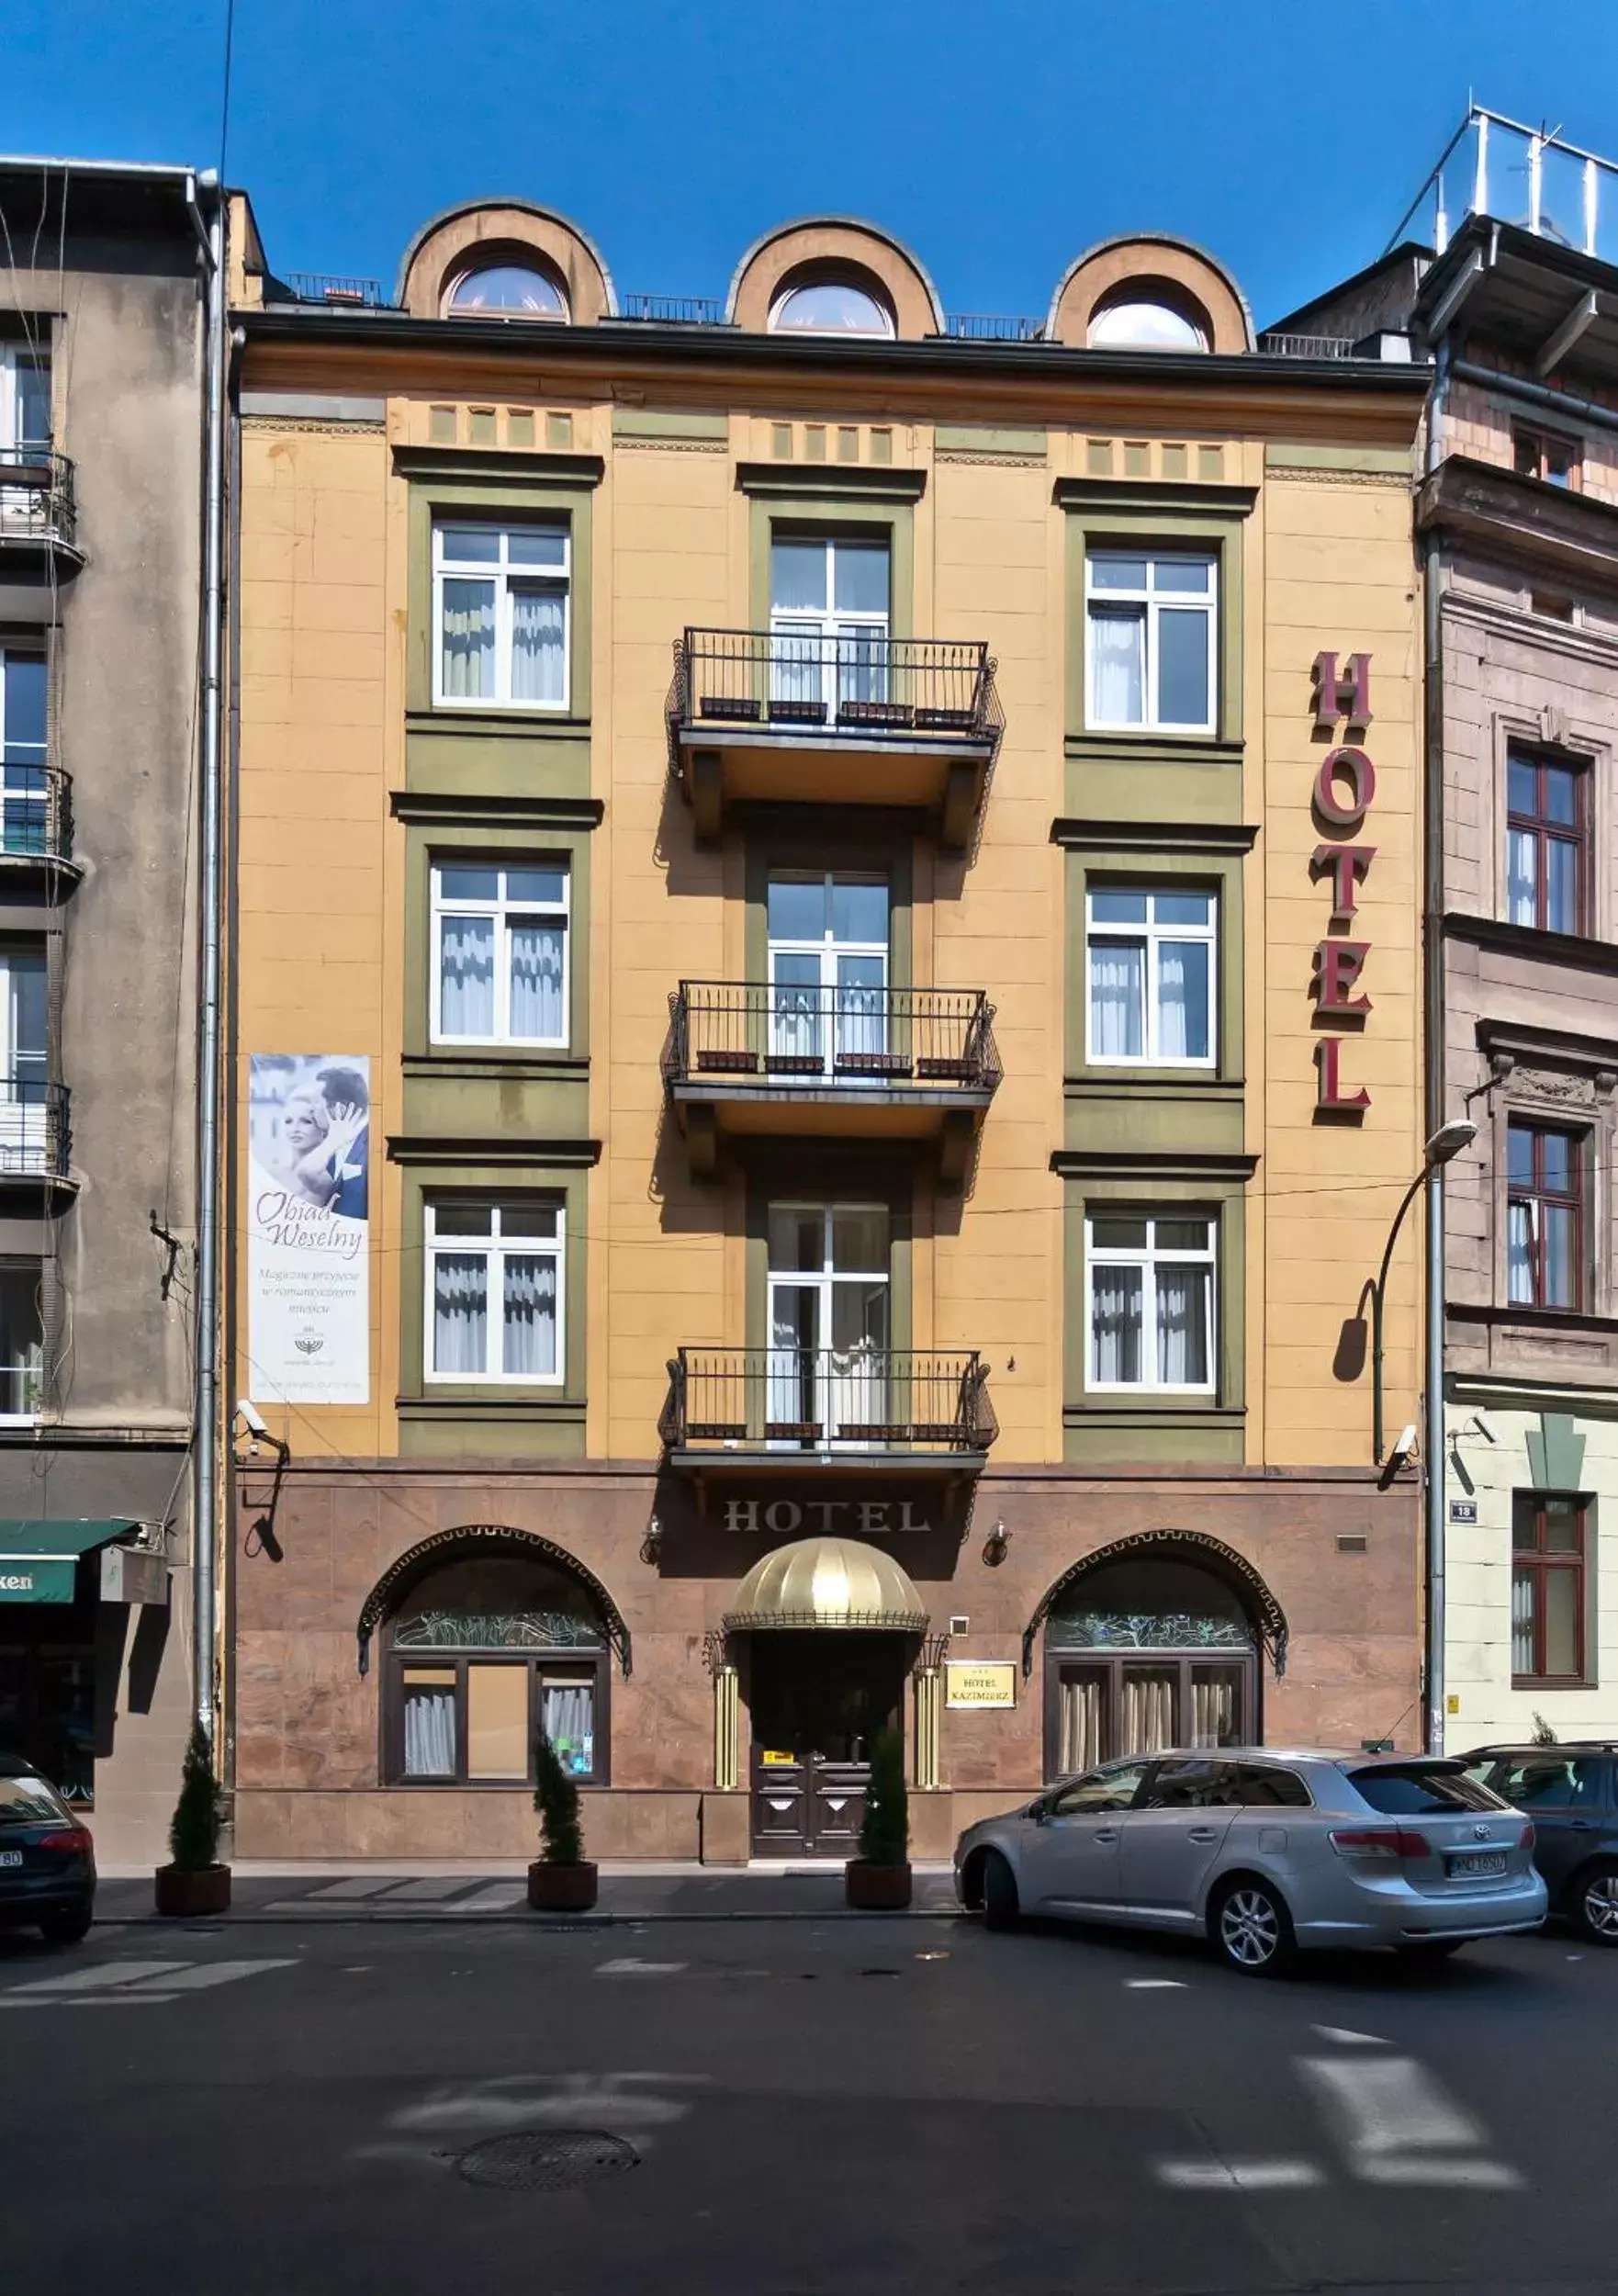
1390,1424,1419,1466
234,1398,268,1439
1467,1412,1498,1445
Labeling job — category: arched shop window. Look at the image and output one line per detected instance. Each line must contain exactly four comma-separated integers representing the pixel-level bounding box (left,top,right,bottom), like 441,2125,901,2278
1044,1554,1258,1776
383,1551,608,1786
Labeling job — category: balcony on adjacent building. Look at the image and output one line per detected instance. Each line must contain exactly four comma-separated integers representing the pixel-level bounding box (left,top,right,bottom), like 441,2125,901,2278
0,1077,72,1190
669,627,1000,850
0,452,79,561
0,764,75,884
664,981,999,1180
659,1346,996,1477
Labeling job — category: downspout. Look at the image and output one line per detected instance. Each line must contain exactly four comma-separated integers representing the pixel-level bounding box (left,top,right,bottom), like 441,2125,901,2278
188,169,227,1749
1421,339,1451,1754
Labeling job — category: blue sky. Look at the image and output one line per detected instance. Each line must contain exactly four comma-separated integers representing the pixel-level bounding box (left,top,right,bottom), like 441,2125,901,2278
6,2,1618,324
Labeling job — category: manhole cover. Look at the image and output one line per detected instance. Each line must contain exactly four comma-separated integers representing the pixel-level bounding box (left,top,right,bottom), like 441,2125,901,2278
453,2130,641,2191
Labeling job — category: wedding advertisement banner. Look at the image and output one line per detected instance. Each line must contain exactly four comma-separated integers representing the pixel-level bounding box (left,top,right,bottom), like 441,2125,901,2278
248,1053,370,1405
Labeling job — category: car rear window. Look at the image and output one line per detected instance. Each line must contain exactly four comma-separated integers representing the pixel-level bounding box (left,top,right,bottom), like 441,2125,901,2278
1350,1763,1511,1816
0,1773,69,1827
1473,1756,1607,1810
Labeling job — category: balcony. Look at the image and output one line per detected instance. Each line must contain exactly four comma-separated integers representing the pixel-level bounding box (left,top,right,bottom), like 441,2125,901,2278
669,628,1000,850
659,1347,996,1478
0,452,79,562
0,766,76,886
0,1078,72,1191
664,982,999,1180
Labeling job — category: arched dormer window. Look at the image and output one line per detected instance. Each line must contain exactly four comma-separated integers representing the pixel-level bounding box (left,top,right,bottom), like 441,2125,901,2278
1088,293,1208,352
446,261,568,320
770,275,894,338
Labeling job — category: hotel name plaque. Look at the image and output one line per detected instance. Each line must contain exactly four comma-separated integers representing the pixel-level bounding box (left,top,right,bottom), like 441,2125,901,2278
945,1660,1017,1710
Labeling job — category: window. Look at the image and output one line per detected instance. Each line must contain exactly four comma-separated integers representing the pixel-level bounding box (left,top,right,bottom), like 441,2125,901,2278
1087,885,1216,1065
431,861,568,1046
1230,1763,1312,1809
0,1259,42,1420
0,343,51,456
0,647,47,856
770,278,894,337
1086,1213,1215,1392
767,1202,889,1444
0,942,47,1172
1472,1752,1605,1808
770,533,890,726
1507,1121,1583,1310
1088,298,1207,352
1513,423,1580,490
1507,753,1587,935
1085,551,1216,733
1350,1764,1511,1816
425,1199,563,1384
1047,1759,1154,1815
767,872,889,1075
433,523,570,709
387,1553,605,1785
1511,1492,1588,1683
445,264,567,320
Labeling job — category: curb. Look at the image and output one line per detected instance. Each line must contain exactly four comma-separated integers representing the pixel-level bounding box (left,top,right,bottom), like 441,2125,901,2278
92,1905,969,1929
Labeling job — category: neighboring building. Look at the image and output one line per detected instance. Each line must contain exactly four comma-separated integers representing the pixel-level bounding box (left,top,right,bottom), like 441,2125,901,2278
1287,107,1618,1748
228,204,1427,1862
0,160,208,1859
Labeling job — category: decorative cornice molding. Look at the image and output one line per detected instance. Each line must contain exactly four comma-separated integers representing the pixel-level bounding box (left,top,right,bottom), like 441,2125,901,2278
242,413,386,435
1264,461,1407,489
1478,1015,1618,1079
734,460,927,502
1051,816,1258,853
1052,477,1257,517
1050,1149,1260,1182
389,791,603,829
390,445,605,488
1444,908,1618,980
386,1135,601,1167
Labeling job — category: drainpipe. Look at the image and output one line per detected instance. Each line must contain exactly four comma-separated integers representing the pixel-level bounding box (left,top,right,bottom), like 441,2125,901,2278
188,170,227,1750
1421,341,1451,1754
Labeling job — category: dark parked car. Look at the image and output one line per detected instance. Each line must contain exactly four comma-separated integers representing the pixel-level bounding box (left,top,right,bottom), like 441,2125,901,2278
1463,1744,1618,1946
0,1756,96,1943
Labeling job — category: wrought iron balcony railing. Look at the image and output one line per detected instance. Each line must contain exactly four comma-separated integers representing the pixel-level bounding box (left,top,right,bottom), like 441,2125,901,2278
1255,332,1358,359
665,982,1000,1096
0,1358,42,1421
622,293,726,325
944,311,1044,342
659,1346,996,1457
282,272,391,308
674,628,998,745
0,1077,70,1180
0,764,73,867
0,451,76,551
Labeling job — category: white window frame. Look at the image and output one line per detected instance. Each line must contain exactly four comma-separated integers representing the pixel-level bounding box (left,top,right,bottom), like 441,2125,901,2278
1084,550,1218,735
1085,1212,1217,1395
423,1199,565,1387
0,1256,42,1425
431,522,571,713
0,343,51,456
1085,885,1218,1069
429,860,570,1049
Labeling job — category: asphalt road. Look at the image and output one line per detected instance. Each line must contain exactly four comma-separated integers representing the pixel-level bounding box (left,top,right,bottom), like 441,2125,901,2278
1,1906,1613,2296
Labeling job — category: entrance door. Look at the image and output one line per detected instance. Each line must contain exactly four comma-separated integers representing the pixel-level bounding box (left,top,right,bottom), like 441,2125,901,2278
770,534,890,727
766,873,890,1080
747,1630,905,1856
767,1204,890,1446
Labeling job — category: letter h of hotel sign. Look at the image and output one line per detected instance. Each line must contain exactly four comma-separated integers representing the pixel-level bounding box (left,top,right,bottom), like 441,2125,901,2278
1309,650,1377,1117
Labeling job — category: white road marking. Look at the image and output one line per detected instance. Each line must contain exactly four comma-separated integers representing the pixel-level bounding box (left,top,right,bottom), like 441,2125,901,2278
306,1878,399,1900
1359,2157,1522,2189
374,1877,474,1902
1309,2024,1388,2045
6,1960,187,1995
595,1957,687,1976
453,1883,528,1911
150,1959,296,1992
1300,2055,1521,2189
3,1957,293,2003
1127,1978,1188,1990
1157,2159,1323,2190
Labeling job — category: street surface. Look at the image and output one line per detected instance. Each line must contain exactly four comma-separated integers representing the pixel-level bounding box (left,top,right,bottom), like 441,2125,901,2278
1,1895,1613,2296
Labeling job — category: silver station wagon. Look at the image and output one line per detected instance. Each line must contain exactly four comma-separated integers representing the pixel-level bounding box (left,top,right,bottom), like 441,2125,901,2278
954,1748,1547,1975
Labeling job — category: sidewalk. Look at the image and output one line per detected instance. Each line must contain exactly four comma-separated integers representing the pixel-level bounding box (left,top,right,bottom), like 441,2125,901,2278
93,1862,966,1925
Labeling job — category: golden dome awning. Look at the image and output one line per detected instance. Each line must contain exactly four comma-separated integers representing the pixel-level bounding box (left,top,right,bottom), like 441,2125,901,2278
723,1536,928,1634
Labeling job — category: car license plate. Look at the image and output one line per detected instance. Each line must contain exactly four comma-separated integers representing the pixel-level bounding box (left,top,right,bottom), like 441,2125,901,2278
1451,1851,1508,1877
0,1850,21,1868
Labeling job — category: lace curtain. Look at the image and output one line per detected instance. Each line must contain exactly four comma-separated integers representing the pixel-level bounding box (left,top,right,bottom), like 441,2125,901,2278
441,580,494,698
1090,607,1143,722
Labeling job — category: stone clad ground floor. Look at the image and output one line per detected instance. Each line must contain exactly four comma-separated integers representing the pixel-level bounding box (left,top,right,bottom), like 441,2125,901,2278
230,1460,1421,1863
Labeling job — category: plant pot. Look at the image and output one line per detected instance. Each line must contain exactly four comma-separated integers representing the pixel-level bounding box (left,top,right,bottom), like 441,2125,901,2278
153,1863,232,1918
526,1859,599,1913
845,1858,912,1911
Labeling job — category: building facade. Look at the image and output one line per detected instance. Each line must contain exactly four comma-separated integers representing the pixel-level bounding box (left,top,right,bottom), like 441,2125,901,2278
228,203,1428,1861
0,161,208,1860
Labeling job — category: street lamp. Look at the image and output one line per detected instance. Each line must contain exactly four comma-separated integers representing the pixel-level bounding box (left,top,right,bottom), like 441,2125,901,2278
1369,1119,1475,1466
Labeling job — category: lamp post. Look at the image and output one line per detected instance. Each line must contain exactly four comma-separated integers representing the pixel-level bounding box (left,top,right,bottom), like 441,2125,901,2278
1369,1119,1475,1466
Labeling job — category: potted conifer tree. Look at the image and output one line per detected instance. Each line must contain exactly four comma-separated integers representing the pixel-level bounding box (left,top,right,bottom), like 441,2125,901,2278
154,1720,232,1917
845,1726,912,1909
526,1726,599,1912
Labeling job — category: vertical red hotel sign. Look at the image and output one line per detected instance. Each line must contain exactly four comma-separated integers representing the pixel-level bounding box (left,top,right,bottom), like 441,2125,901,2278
1310,650,1377,1115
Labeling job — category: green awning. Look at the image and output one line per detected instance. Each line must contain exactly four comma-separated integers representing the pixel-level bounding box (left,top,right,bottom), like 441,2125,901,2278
0,1520,140,1604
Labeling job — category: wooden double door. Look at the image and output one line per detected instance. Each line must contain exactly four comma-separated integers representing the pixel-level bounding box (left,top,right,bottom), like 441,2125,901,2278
747,1630,905,1857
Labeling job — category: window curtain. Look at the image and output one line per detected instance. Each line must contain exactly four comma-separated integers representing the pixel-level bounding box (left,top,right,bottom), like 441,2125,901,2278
1059,1673,1104,1773
439,916,495,1036
543,1682,594,1776
1511,1568,1534,1677
1505,827,1536,927
1545,839,1577,934
1091,1266,1142,1383
1089,606,1144,722
1089,941,1143,1058
511,586,566,703
1119,1669,1175,1757
1156,1266,1209,1385
403,1686,456,1776
433,1252,488,1375
1156,940,1208,1060
441,579,494,698
1506,1200,1534,1304
501,1254,557,1378
1191,1671,1240,1750
770,620,822,714
510,920,565,1039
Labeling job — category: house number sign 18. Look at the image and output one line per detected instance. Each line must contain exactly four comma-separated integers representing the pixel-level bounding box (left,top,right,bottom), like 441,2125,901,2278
1310,649,1377,1115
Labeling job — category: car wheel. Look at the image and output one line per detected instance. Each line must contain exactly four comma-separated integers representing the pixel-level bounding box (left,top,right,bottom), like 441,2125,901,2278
1210,1878,1297,1977
1572,1861,1618,1947
981,1851,1020,1933
1395,1939,1465,1963
38,1901,93,1946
